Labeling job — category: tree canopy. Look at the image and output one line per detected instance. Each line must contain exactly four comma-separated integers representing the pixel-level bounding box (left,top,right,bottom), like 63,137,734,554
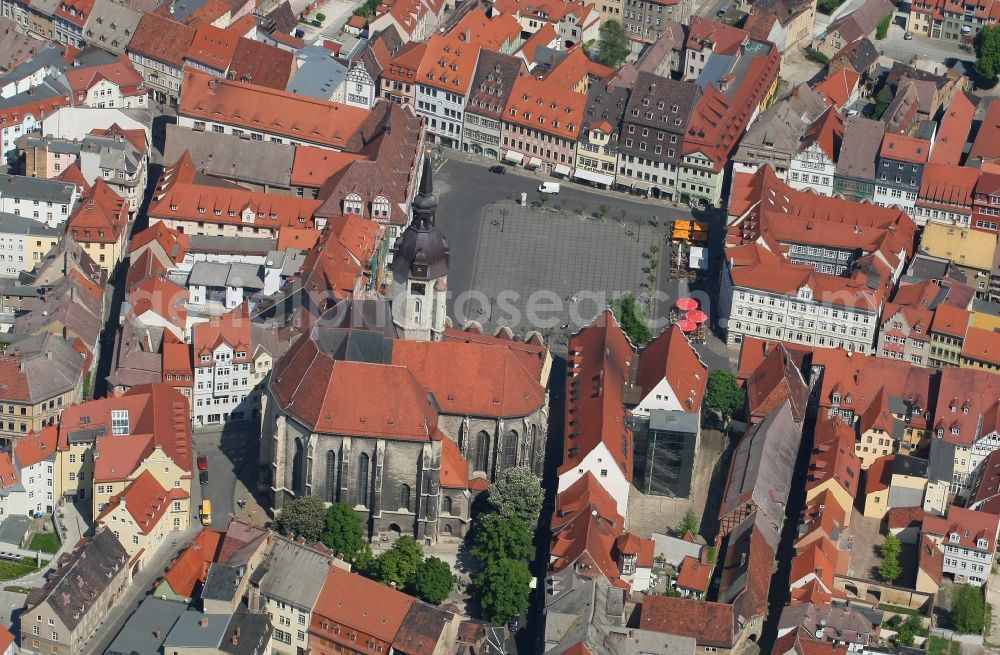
488,467,544,526
321,502,366,561
274,496,326,542
478,558,532,624
704,370,744,422
878,534,902,583
678,509,699,537
596,20,630,68
471,515,535,565
614,293,651,345
951,585,986,634
975,26,1000,81
369,536,425,588
875,14,890,39
408,557,457,605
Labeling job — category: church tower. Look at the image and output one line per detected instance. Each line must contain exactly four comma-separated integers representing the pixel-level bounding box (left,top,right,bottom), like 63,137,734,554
391,156,449,341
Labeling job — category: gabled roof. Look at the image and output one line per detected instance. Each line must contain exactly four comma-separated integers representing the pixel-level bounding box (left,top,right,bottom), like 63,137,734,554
721,401,801,529
963,326,1000,367
97,469,187,535
918,162,979,209
930,93,976,165
416,33,480,95
923,506,1000,553
127,13,196,68
745,343,809,424
549,473,626,588
63,55,144,101
67,179,128,243
813,69,859,110
807,417,859,497
640,595,734,648
560,311,633,481
178,69,372,150
636,324,707,413
504,74,587,142
313,565,415,643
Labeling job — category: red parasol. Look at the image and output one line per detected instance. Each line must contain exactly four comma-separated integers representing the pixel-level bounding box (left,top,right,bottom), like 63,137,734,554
686,309,708,324
676,319,697,333
675,298,698,311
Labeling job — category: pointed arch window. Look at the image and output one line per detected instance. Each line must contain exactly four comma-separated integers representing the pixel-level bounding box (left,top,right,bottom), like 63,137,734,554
356,453,369,507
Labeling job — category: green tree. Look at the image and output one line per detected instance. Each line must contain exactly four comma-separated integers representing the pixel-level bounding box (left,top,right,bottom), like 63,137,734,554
975,25,1000,80
596,20,629,68
321,502,366,561
598,204,609,218
477,558,532,624
704,370,745,424
678,509,699,537
274,495,326,542
873,85,893,119
875,14,891,39
952,585,986,634
471,515,534,565
489,467,544,525
408,556,457,604
878,534,902,583
613,293,651,345
370,536,425,588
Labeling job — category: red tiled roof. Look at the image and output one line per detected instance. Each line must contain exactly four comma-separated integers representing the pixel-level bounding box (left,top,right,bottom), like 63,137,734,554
416,34,481,95
865,453,893,495
228,35,296,90
746,343,809,424
178,69,372,150
918,163,979,210
923,506,1000,553
636,324,707,413
968,100,1000,165
67,179,128,243
162,341,193,378
880,133,931,164
391,339,546,419
932,367,1000,446
63,55,145,102
447,8,521,51
185,23,239,70
439,436,469,489
503,75,587,142
962,326,1000,366
55,0,95,27
887,505,925,530
930,303,970,338
930,94,975,165
290,148,366,188
162,529,224,598
559,311,633,481
808,417,859,497
676,554,712,592
814,69,860,109
150,153,322,230
313,566,414,643
130,222,189,263
193,308,251,365
13,426,57,469
918,534,943,585
129,276,188,328
640,596,734,648
127,13,197,68
549,473,626,587
515,23,558,63
98,469,188,534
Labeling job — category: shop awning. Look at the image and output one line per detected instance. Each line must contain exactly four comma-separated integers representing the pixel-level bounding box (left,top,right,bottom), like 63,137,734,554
526,156,543,169
632,181,652,193
503,150,524,164
573,168,614,186
553,164,571,176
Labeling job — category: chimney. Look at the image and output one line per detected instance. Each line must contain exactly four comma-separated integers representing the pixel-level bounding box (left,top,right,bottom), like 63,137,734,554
199,618,209,628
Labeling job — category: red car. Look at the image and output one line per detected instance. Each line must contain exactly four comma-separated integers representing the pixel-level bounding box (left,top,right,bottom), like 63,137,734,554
197,455,208,471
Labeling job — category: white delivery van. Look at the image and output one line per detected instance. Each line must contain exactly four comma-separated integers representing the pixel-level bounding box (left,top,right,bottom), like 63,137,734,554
538,182,561,194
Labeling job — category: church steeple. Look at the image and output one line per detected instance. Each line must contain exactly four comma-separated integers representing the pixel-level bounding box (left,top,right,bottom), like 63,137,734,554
391,157,449,341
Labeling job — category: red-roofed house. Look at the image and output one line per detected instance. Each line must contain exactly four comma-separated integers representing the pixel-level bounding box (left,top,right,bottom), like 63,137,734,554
913,163,980,228
413,34,480,150
96,469,189,574
54,384,193,516
930,94,975,166
0,428,57,517
788,107,845,197
961,326,1000,371
813,68,861,111
675,551,712,598
805,417,859,525
557,311,634,517
155,529,224,602
921,506,999,586
63,55,147,109
501,75,587,175
973,164,1000,236
54,0,95,47
744,342,809,425
66,179,129,276
873,132,931,211
191,308,256,426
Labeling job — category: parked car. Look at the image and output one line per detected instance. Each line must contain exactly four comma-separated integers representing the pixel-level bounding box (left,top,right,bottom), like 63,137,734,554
200,470,209,485
904,31,913,39
538,182,561,194
716,4,729,16
489,165,506,174
197,454,208,470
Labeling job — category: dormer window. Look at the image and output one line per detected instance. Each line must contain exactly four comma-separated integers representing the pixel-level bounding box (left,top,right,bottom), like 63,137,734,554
978,538,988,549
951,426,960,435
950,532,960,543
832,392,841,404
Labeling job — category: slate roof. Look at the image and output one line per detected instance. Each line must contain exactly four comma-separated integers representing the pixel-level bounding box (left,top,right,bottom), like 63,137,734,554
26,528,127,630
252,535,335,609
